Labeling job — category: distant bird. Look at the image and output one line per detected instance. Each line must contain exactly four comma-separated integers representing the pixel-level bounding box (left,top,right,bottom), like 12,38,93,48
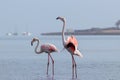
56,16,83,78
31,37,58,76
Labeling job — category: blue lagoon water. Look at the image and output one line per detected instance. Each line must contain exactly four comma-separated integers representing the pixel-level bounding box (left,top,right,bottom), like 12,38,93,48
0,36,120,80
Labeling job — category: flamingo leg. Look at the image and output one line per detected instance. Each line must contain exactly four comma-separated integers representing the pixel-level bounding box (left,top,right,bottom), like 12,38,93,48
49,54,54,76
47,54,50,75
74,60,77,78
72,55,77,78
72,55,74,78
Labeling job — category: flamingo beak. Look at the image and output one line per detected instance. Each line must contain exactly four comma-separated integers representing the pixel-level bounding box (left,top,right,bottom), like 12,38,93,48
56,17,59,20
31,41,33,46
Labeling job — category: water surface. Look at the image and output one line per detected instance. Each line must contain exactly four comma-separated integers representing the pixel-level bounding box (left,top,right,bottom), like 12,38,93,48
0,36,120,80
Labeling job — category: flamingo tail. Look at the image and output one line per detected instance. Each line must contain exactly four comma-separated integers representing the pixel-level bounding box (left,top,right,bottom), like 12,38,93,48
74,50,83,58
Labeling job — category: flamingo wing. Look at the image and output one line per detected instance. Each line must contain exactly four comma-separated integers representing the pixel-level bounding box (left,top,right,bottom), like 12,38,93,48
65,35,82,55
67,35,78,47
41,44,57,53
66,42,75,53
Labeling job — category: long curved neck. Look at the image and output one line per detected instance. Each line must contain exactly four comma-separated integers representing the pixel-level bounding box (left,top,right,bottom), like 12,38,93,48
34,39,42,54
62,20,66,46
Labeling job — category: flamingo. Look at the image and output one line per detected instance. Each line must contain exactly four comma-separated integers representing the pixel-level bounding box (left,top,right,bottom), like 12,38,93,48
31,37,58,76
56,16,83,78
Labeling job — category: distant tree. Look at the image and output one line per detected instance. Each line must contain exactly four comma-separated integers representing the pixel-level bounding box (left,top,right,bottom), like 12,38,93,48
116,20,120,29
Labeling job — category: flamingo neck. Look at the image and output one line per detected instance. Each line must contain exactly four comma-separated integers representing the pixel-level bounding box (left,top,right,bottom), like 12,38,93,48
62,20,66,46
35,39,42,54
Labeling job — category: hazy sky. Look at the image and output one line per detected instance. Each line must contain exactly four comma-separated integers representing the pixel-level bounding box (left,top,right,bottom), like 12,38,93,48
0,0,120,35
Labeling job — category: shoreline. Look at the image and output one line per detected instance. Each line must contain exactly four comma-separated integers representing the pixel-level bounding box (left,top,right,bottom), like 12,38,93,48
41,31,120,36
41,27,120,36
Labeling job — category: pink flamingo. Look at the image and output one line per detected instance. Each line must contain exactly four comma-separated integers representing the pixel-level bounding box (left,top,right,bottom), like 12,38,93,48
56,16,83,78
31,37,58,76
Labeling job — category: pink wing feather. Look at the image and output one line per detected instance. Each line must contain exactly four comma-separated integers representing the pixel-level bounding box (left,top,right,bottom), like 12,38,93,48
41,44,57,53
67,35,78,47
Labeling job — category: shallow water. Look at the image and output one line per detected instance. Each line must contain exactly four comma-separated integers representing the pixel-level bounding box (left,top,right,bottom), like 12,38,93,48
0,36,120,80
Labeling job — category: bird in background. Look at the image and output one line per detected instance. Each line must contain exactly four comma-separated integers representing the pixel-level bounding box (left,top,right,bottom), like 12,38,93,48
31,37,58,76
56,16,83,78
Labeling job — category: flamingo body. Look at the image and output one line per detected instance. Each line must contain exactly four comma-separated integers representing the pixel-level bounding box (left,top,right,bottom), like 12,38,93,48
65,36,83,57
31,37,58,76
40,44,58,53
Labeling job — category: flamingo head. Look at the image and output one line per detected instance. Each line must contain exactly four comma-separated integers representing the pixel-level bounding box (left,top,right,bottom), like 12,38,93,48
56,16,65,22
31,37,39,46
